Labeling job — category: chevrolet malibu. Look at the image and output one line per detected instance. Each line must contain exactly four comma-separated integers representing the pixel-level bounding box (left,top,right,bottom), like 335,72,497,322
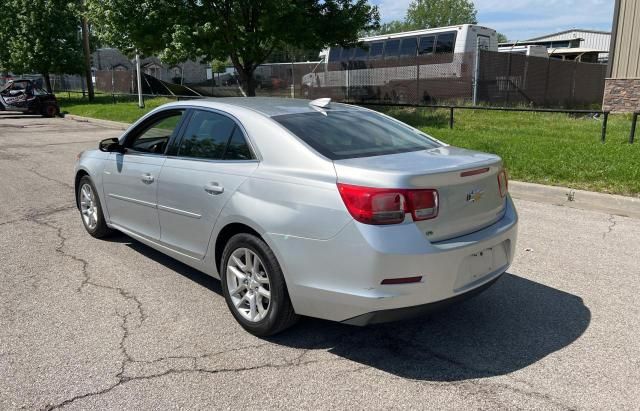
74,97,517,336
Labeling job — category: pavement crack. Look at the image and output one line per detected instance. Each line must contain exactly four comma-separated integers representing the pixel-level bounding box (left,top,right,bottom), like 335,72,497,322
602,214,617,239
25,165,74,189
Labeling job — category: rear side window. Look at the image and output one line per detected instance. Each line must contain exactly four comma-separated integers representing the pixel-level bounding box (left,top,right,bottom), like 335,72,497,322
436,32,456,54
273,111,441,160
224,126,252,160
178,110,235,160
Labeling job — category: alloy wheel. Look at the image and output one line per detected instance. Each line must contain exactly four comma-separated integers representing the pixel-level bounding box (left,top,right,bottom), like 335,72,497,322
79,183,98,230
226,248,272,322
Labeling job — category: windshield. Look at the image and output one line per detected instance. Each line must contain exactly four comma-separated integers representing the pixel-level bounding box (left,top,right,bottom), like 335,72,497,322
273,110,442,160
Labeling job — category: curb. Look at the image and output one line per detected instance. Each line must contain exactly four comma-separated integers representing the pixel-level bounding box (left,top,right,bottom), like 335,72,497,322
63,114,130,130
510,181,640,219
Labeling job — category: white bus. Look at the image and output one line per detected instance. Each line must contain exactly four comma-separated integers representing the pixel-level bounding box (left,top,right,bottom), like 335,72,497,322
302,24,498,102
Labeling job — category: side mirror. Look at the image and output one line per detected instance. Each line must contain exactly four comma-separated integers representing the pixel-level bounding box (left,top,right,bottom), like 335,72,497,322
99,138,125,153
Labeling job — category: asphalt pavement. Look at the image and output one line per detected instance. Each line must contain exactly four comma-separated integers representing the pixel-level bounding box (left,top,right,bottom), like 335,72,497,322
1,112,639,410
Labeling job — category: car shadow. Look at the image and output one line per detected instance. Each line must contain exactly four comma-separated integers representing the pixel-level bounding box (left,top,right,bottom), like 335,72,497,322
120,235,590,382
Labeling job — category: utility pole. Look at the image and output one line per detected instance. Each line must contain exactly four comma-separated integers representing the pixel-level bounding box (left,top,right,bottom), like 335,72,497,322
81,10,94,101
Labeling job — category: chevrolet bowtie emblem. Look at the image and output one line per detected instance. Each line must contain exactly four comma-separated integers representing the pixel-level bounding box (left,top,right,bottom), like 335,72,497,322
466,189,484,203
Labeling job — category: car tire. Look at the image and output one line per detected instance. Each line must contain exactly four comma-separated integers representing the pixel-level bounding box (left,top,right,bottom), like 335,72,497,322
41,102,58,118
220,233,298,336
77,176,113,238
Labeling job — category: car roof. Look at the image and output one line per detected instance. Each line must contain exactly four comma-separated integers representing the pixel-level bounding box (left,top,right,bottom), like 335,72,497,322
169,97,363,117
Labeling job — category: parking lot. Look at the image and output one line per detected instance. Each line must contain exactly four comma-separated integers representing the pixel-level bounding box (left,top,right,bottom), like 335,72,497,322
0,112,639,410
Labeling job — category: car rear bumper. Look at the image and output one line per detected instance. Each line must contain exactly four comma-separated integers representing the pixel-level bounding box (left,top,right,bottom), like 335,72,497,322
267,195,518,323
341,272,504,326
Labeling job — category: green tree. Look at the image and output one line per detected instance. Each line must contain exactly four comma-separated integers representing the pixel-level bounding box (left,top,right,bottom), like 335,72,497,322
86,0,178,56
406,0,477,29
7,0,84,91
373,0,478,35
89,0,379,96
0,11,16,73
497,32,509,43
376,20,412,35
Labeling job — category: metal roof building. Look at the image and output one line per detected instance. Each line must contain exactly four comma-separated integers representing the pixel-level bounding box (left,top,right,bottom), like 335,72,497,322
527,29,611,52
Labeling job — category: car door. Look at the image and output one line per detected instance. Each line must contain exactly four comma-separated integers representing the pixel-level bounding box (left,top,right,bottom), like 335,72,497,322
102,109,187,240
156,108,258,259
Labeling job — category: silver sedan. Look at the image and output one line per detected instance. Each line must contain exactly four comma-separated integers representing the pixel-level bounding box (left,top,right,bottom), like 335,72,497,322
74,97,518,336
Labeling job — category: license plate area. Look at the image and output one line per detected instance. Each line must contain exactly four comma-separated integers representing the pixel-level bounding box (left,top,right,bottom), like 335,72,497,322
454,241,509,290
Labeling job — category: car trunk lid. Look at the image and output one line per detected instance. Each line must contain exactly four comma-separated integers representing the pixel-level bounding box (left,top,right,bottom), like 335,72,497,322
333,147,506,242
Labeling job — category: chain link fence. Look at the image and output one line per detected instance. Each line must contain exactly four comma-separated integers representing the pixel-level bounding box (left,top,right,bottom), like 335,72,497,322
37,50,607,109
297,50,607,108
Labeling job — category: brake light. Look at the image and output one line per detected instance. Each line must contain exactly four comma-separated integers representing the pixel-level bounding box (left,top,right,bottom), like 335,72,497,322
337,184,438,225
497,169,509,197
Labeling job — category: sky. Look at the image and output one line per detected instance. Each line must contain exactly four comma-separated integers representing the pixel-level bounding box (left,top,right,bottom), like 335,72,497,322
371,0,615,41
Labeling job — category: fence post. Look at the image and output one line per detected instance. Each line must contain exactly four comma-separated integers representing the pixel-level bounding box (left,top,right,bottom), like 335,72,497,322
449,107,454,129
543,58,551,106
601,111,609,143
505,50,512,106
472,42,480,106
630,112,638,144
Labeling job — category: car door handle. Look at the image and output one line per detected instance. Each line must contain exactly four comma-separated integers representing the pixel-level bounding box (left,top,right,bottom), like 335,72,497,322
204,183,224,195
141,173,155,184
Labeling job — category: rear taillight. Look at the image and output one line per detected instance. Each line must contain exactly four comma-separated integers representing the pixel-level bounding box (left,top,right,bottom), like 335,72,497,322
497,169,509,198
337,184,438,225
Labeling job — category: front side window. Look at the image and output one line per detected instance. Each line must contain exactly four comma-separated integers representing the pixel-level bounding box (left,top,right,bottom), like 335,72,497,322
126,110,185,154
178,110,253,160
273,110,441,160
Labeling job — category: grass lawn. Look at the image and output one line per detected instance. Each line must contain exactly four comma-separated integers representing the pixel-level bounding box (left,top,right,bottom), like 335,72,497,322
58,94,174,124
57,94,640,197
374,107,640,197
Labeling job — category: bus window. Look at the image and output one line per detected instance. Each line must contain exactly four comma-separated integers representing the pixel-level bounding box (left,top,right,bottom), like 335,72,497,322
383,39,400,59
368,42,384,60
354,46,368,60
340,47,355,62
399,37,418,57
435,32,456,54
328,47,341,63
418,36,435,55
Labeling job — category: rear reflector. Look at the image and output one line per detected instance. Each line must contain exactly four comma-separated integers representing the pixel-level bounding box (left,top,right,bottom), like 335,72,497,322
461,167,490,177
497,168,509,197
381,276,423,285
337,184,438,225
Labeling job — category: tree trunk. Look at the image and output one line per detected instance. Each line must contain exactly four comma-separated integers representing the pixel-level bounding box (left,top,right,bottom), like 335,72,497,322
236,67,256,97
43,72,52,93
81,15,94,101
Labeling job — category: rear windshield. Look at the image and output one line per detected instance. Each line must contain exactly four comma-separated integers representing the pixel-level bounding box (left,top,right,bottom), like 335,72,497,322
273,110,441,160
